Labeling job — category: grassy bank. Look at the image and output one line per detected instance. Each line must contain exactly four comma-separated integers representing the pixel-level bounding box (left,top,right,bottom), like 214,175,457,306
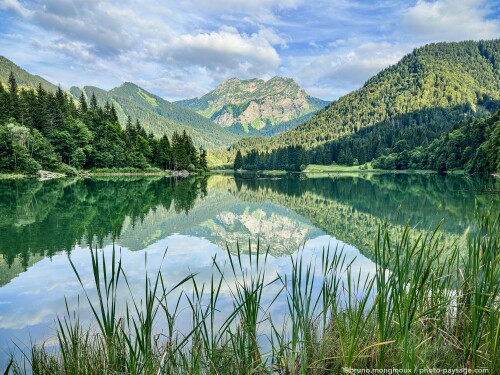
5,210,499,374
0,173,29,179
304,163,437,175
0,168,173,179
87,167,169,176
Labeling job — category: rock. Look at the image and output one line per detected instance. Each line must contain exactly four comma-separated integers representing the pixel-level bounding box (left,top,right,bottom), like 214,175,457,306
176,77,329,131
172,170,190,178
38,170,66,180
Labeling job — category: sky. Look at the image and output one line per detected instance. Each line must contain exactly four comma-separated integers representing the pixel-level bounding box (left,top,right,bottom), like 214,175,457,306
0,0,500,101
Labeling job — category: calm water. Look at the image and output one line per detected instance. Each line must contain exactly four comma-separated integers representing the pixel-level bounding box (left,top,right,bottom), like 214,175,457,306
0,173,498,367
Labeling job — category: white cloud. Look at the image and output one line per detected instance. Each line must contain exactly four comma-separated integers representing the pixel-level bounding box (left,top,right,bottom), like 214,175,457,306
288,41,410,100
30,39,94,62
165,27,281,76
137,67,216,101
2,0,499,102
191,0,302,13
327,39,347,48
0,33,24,41
0,0,31,17
403,0,500,42
257,28,288,48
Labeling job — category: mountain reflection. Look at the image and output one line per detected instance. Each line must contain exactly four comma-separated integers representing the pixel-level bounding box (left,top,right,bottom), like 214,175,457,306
0,173,498,287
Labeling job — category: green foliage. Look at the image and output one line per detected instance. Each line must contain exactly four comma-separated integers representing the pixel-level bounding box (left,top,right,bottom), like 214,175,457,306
233,150,243,170
0,176,209,269
230,40,500,171
77,82,239,150
234,144,308,171
0,120,60,174
199,146,208,170
0,74,207,174
171,130,201,170
0,56,58,92
372,110,500,173
8,210,500,373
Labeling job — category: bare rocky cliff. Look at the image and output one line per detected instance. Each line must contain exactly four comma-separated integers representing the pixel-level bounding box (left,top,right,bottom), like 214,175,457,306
176,77,329,132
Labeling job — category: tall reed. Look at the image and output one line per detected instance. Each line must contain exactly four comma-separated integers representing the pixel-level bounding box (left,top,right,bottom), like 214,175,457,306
6,208,499,374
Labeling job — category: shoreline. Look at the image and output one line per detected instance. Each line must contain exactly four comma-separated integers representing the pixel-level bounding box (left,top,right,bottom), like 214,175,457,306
1,167,496,180
87,172,172,177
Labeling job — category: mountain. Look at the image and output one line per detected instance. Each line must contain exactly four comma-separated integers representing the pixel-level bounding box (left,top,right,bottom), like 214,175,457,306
0,56,58,92
176,77,329,134
230,40,500,170
0,55,238,149
70,82,239,149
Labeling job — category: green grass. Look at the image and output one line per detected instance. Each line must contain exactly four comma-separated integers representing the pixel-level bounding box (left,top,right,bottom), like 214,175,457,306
5,209,499,374
137,88,158,107
89,167,167,175
0,173,30,179
304,163,437,174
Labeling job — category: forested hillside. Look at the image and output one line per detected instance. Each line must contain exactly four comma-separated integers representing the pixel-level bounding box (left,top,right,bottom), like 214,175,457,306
0,73,207,174
372,110,500,173
227,40,500,171
0,56,58,92
0,56,238,150
70,82,239,149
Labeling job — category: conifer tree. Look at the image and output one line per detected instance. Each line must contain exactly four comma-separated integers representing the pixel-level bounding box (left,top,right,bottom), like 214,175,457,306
199,146,207,170
0,83,8,122
79,92,88,113
109,103,118,122
8,71,19,121
89,92,98,113
157,134,172,170
234,150,243,170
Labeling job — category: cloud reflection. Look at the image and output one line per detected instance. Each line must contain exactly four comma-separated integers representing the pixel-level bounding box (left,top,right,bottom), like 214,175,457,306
0,233,375,367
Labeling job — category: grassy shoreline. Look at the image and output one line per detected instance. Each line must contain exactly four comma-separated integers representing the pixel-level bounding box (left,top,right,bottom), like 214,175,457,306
5,209,499,374
1,165,494,179
304,163,438,174
1,169,178,179
87,171,172,177
0,173,29,179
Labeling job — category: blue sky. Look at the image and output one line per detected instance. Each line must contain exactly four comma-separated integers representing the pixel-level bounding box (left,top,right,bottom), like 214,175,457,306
1,0,499,101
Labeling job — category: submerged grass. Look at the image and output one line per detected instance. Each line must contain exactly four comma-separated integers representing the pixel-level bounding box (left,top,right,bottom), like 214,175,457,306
5,209,499,374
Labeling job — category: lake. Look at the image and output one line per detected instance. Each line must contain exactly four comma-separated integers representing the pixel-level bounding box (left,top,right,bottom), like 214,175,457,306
0,173,498,368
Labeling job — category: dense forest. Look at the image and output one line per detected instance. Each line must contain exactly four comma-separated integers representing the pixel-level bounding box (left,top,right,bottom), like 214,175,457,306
0,73,207,175
227,40,500,172
0,55,239,150
233,109,500,174
372,110,500,173
69,82,239,149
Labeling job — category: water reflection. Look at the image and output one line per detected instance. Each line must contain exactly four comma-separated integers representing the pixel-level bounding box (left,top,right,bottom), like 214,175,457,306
0,173,498,368
0,234,374,367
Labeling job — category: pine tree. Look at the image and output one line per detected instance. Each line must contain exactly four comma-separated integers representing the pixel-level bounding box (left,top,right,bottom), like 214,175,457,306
157,134,172,170
0,83,8,122
171,132,181,170
55,86,66,113
79,92,88,113
89,92,98,113
8,71,19,121
199,146,207,170
8,71,17,98
109,103,118,122
234,150,243,170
